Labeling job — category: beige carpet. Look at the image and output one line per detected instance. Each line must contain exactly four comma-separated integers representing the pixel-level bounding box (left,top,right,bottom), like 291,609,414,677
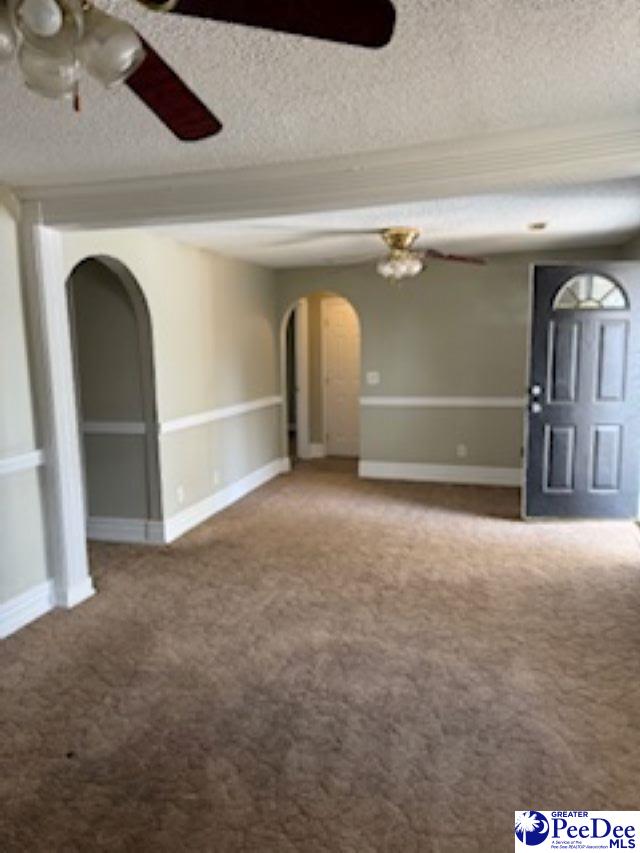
3,459,640,852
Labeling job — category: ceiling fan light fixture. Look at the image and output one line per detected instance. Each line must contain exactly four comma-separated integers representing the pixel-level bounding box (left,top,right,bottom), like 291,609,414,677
18,40,79,98
78,6,145,88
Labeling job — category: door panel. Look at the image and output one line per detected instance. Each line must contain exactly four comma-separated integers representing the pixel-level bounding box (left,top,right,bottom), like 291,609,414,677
525,264,640,518
544,425,575,492
596,321,628,401
323,297,361,457
548,320,579,402
591,425,621,491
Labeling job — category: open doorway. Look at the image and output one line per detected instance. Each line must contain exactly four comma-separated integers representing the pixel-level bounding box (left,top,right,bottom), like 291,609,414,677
281,292,361,466
66,256,162,543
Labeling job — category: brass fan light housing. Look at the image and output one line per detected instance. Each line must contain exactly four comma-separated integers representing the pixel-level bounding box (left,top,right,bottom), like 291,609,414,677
381,227,420,252
377,227,423,281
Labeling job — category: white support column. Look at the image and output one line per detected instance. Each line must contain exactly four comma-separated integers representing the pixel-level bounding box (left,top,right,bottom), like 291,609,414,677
19,203,94,609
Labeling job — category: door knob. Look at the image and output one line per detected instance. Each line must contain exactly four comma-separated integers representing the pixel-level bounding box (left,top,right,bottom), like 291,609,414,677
530,402,542,414
530,384,542,397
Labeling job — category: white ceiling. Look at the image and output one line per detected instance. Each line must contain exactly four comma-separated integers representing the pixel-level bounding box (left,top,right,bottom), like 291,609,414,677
149,179,640,266
4,0,640,186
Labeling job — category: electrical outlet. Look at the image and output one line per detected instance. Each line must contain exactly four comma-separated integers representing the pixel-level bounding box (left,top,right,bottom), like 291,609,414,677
176,485,185,505
213,469,220,487
456,443,468,459
366,371,381,386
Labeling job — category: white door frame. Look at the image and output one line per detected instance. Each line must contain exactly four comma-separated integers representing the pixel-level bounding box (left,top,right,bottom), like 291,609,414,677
280,299,310,460
19,204,95,609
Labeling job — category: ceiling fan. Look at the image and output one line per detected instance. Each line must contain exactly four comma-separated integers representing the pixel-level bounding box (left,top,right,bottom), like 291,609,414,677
269,225,487,281
375,227,487,281
0,0,397,140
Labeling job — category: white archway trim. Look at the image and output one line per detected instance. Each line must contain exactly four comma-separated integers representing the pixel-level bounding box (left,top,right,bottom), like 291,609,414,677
294,300,310,459
279,300,310,461
19,204,95,611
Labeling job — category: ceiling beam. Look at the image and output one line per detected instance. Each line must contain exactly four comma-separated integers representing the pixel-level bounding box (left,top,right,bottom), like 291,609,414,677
15,116,640,230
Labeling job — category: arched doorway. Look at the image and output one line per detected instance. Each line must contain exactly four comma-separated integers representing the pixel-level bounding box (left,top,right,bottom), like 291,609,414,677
67,256,162,542
280,291,361,464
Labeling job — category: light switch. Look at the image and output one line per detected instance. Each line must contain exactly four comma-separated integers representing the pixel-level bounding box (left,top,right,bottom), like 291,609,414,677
366,371,381,386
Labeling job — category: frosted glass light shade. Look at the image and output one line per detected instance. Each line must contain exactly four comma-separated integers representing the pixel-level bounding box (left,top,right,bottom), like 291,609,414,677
17,0,62,37
377,252,423,281
10,0,83,54
18,42,79,98
78,7,145,88
0,4,17,63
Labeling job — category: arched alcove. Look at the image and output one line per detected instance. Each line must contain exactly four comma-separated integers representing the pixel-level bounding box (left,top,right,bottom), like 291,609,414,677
280,290,362,463
67,256,162,540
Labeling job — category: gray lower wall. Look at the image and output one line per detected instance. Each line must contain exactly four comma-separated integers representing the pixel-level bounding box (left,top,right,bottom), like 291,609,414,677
0,469,49,602
361,407,523,467
83,434,150,519
160,406,282,517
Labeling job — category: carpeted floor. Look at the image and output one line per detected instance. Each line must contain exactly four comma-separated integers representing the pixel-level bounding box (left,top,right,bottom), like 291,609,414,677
3,459,640,852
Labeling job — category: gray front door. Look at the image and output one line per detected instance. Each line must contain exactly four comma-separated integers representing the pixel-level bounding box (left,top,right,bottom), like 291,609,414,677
525,264,640,518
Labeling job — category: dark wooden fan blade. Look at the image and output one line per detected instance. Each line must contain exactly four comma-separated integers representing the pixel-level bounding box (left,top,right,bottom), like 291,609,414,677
147,0,396,48
423,248,487,266
126,39,222,141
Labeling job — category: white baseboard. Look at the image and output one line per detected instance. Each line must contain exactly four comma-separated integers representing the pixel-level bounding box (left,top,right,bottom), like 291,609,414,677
309,443,326,459
86,516,165,545
164,456,290,543
0,579,56,639
359,460,522,487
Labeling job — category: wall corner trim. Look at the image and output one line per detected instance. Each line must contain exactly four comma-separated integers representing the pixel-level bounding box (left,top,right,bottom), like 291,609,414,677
0,449,45,477
160,396,283,435
358,460,522,487
0,580,56,639
359,396,526,409
56,576,96,609
163,456,290,543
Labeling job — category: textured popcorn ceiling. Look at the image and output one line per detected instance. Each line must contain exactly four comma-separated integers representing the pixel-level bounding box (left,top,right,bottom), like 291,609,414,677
150,178,640,265
3,0,640,186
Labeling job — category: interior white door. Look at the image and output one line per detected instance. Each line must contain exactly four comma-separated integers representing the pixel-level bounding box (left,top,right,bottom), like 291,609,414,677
323,297,361,457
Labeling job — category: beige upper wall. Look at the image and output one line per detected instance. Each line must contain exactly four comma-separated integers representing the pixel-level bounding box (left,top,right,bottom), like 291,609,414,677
62,230,282,518
0,198,49,602
621,233,640,259
62,230,279,422
0,204,38,457
278,247,622,397
277,246,621,467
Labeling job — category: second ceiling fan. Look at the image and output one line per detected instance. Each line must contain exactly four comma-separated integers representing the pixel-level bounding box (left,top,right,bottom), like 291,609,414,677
0,0,397,140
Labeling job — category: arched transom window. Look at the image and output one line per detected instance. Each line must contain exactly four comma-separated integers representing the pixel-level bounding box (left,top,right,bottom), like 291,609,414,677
553,273,628,310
